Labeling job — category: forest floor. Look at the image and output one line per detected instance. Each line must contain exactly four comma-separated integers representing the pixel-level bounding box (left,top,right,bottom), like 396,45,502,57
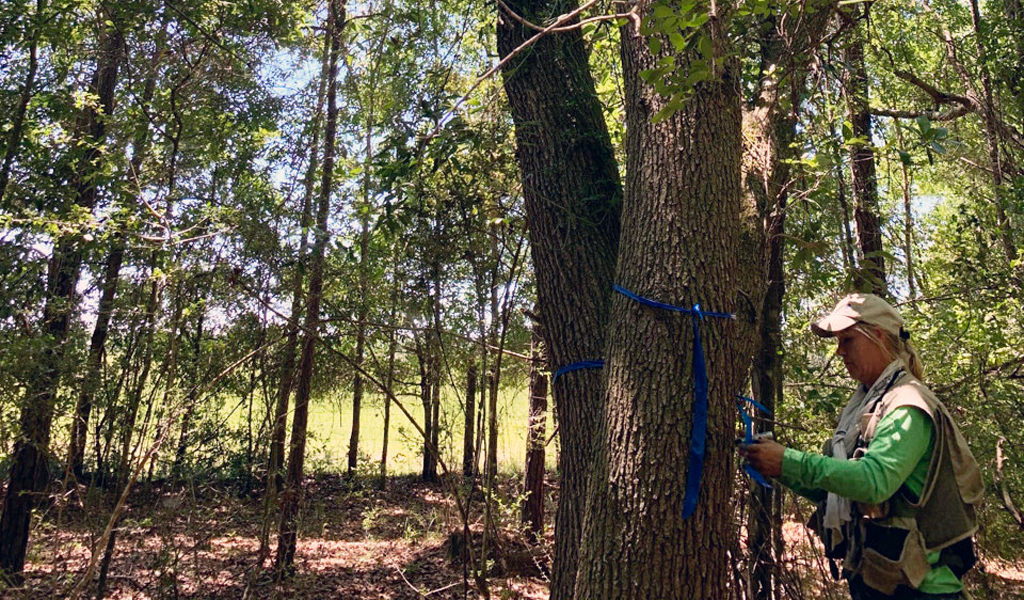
18,474,549,599
12,473,1024,599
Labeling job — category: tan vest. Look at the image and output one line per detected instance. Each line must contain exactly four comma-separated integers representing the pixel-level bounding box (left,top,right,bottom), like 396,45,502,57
845,371,985,594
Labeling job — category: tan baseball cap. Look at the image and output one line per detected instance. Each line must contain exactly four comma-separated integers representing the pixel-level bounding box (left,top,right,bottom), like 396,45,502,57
811,293,904,338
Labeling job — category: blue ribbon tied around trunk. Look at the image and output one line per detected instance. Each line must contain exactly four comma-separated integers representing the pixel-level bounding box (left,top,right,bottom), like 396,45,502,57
555,284,772,519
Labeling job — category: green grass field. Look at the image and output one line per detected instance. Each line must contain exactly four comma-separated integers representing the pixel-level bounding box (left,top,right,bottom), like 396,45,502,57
242,379,557,478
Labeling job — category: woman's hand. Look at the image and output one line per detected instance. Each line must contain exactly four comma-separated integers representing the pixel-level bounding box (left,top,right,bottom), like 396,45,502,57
742,438,786,478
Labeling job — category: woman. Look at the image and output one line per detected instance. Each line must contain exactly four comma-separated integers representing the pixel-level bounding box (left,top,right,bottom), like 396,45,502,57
744,293,984,599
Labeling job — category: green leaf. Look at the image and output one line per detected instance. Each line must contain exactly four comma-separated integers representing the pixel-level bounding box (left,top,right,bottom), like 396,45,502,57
930,141,946,154
842,120,854,142
648,37,662,55
697,34,713,62
682,64,708,88
653,4,674,19
669,32,686,51
916,115,932,135
898,150,912,166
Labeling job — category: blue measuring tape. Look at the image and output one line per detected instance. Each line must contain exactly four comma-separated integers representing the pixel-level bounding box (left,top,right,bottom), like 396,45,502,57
736,395,773,488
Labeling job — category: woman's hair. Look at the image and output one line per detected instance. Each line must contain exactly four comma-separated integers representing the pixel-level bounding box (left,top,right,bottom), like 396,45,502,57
852,323,925,380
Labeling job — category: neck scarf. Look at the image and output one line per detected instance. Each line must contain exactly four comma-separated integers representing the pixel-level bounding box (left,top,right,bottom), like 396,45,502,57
823,359,906,551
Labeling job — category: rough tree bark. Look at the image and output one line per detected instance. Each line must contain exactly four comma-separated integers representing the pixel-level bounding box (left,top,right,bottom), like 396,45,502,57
574,5,756,597
486,234,500,485
841,9,887,295
496,0,622,595
0,19,124,577
274,0,343,574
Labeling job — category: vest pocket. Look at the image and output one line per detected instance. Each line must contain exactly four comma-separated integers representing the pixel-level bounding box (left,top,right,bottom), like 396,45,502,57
859,519,930,594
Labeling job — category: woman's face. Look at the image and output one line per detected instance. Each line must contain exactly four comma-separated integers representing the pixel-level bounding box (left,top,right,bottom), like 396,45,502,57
834,325,891,387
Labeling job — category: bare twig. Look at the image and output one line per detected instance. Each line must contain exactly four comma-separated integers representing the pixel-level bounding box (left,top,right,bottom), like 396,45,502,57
394,564,427,598
497,0,636,33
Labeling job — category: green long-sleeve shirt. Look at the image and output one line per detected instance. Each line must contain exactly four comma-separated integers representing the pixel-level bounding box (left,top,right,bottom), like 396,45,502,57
779,406,962,594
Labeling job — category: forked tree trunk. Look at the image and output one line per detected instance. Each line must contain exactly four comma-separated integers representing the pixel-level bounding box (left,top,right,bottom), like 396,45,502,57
274,0,343,575
0,19,124,577
496,1,622,594
574,6,755,597
522,324,547,538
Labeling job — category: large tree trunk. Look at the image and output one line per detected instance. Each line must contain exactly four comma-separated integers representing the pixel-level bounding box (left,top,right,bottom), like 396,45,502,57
841,11,887,295
574,6,755,597
0,19,124,577
274,0,343,575
522,323,547,538
496,1,622,594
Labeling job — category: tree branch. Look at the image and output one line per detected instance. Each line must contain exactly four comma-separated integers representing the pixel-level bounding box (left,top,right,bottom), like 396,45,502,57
871,105,972,121
932,354,1024,395
996,438,1024,532
893,69,973,107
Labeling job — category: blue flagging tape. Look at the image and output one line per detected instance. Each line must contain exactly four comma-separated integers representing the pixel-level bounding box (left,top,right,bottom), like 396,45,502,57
736,395,772,488
612,284,734,519
553,360,605,381
612,284,736,319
